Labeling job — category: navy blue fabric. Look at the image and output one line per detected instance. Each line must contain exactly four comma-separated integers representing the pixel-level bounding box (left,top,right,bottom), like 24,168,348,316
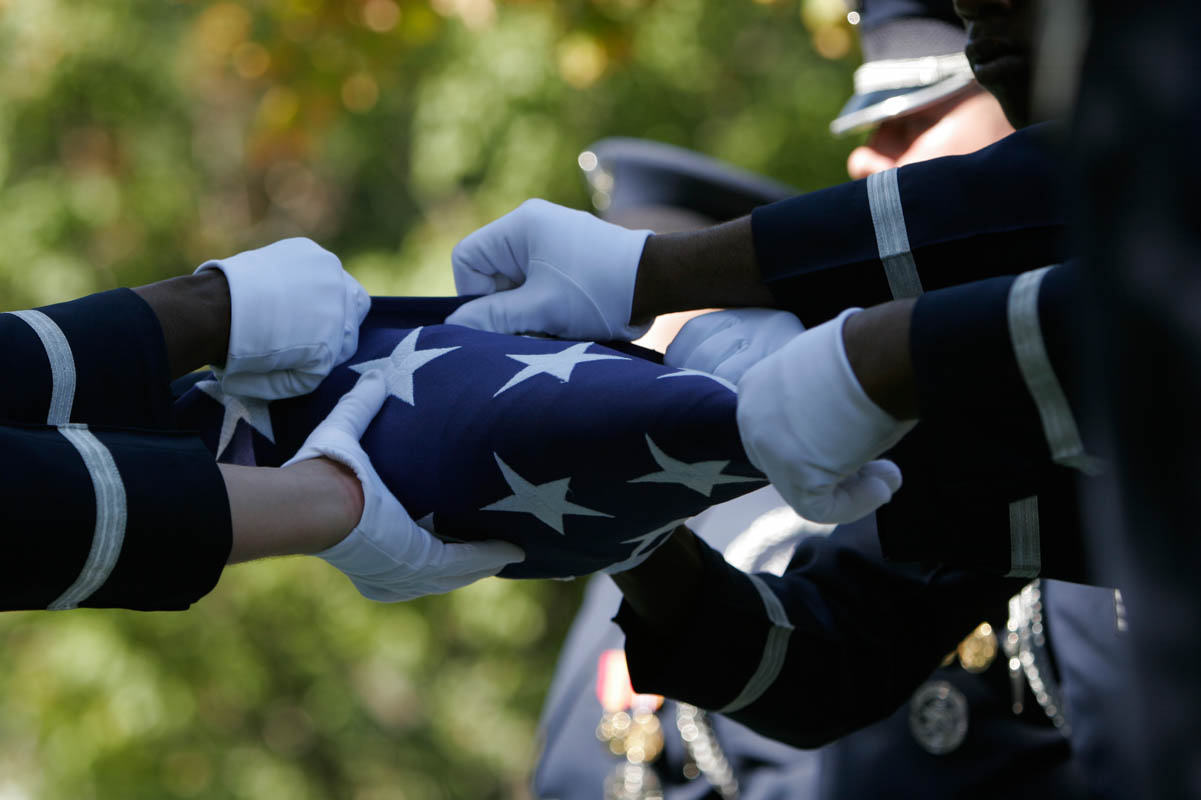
0,313,54,423
1042,581,1133,800
1,422,99,608
1071,4,1201,794
910,274,1031,437
752,178,879,326
816,649,1087,800
617,516,1028,748
752,125,1067,326
534,490,823,799
907,264,1086,461
1,290,229,611
858,0,962,30
878,437,1089,582
0,289,174,428
175,297,765,579
0,422,232,611
544,493,1090,798
81,426,232,610
874,262,1091,581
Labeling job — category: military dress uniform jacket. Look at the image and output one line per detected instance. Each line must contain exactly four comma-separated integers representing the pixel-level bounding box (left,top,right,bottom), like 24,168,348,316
0,289,231,611
541,489,1090,799
750,125,1093,583
615,515,1026,749
752,123,1066,327
878,261,1096,582
613,259,1101,748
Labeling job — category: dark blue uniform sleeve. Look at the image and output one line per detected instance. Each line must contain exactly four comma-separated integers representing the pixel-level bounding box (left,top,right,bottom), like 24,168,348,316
752,124,1067,326
0,289,175,428
1,288,231,611
875,262,1093,581
615,517,1022,748
0,422,231,611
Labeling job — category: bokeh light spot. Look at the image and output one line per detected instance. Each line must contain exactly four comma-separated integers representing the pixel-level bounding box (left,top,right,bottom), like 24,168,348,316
195,2,252,59
233,42,271,79
430,0,496,30
258,86,301,129
264,160,316,211
341,72,379,112
814,25,851,59
363,0,401,33
557,33,608,89
161,750,212,798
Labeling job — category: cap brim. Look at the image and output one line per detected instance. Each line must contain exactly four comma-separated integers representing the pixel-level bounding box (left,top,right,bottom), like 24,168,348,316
829,75,977,137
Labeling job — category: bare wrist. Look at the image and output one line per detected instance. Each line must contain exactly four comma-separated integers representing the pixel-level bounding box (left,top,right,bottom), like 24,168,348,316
283,458,365,551
134,270,231,378
222,459,364,564
842,299,919,420
631,217,773,324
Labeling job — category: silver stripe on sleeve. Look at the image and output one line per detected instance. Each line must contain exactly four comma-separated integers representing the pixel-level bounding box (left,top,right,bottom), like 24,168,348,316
719,573,794,714
48,425,128,610
9,309,77,424
1006,495,1041,578
1007,267,1103,475
867,168,925,299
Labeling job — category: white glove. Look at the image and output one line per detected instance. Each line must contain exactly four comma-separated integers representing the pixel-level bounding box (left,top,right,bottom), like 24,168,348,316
737,308,916,524
445,199,652,341
665,308,805,384
197,238,370,400
283,371,525,602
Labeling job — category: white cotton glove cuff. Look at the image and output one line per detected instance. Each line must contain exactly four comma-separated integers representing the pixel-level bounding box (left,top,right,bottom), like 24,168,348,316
736,308,916,524
445,199,652,341
197,237,370,400
282,372,524,602
665,308,806,385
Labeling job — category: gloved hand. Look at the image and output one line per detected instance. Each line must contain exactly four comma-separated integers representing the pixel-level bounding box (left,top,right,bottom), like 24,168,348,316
197,237,370,400
665,308,805,385
737,308,916,524
445,199,653,341
283,371,525,602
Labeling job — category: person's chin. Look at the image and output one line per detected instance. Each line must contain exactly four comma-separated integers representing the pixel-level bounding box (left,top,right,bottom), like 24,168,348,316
968,57,1032,127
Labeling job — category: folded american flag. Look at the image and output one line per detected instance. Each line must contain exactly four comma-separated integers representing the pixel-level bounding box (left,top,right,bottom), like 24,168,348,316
174,297,765,578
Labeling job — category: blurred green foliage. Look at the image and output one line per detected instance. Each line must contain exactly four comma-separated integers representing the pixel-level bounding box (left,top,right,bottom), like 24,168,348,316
0,0,855,796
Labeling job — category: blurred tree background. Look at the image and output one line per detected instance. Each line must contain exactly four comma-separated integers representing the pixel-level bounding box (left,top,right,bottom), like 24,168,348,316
0,0,857,797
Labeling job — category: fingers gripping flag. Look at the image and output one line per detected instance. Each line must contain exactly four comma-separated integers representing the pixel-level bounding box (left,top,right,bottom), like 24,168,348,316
175,297,765,578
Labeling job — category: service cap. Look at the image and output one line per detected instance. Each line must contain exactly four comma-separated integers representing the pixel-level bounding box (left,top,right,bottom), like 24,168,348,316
831,0,975,136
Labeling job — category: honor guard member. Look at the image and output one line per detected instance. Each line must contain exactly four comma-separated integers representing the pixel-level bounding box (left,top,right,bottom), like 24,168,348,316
618,0,1133,765
456,0,1130,794
1063,1,1201,795
534,0,1122,796
600,256,1111,768
444,0,1087,592
0,240,519,612
536,496,1105,799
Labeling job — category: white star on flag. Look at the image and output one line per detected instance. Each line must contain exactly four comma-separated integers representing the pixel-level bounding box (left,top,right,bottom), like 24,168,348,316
629,434,762,497
350,327,459,406
195,380,275,459
604,518,690,574
494,342,627,396
657,369,737,393
482,453,612,534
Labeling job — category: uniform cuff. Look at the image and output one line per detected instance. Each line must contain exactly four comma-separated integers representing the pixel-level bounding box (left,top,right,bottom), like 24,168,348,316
0,423,231,611
83,427,232,610
615,536,772,710
752,182,885,326
0,289,174,428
